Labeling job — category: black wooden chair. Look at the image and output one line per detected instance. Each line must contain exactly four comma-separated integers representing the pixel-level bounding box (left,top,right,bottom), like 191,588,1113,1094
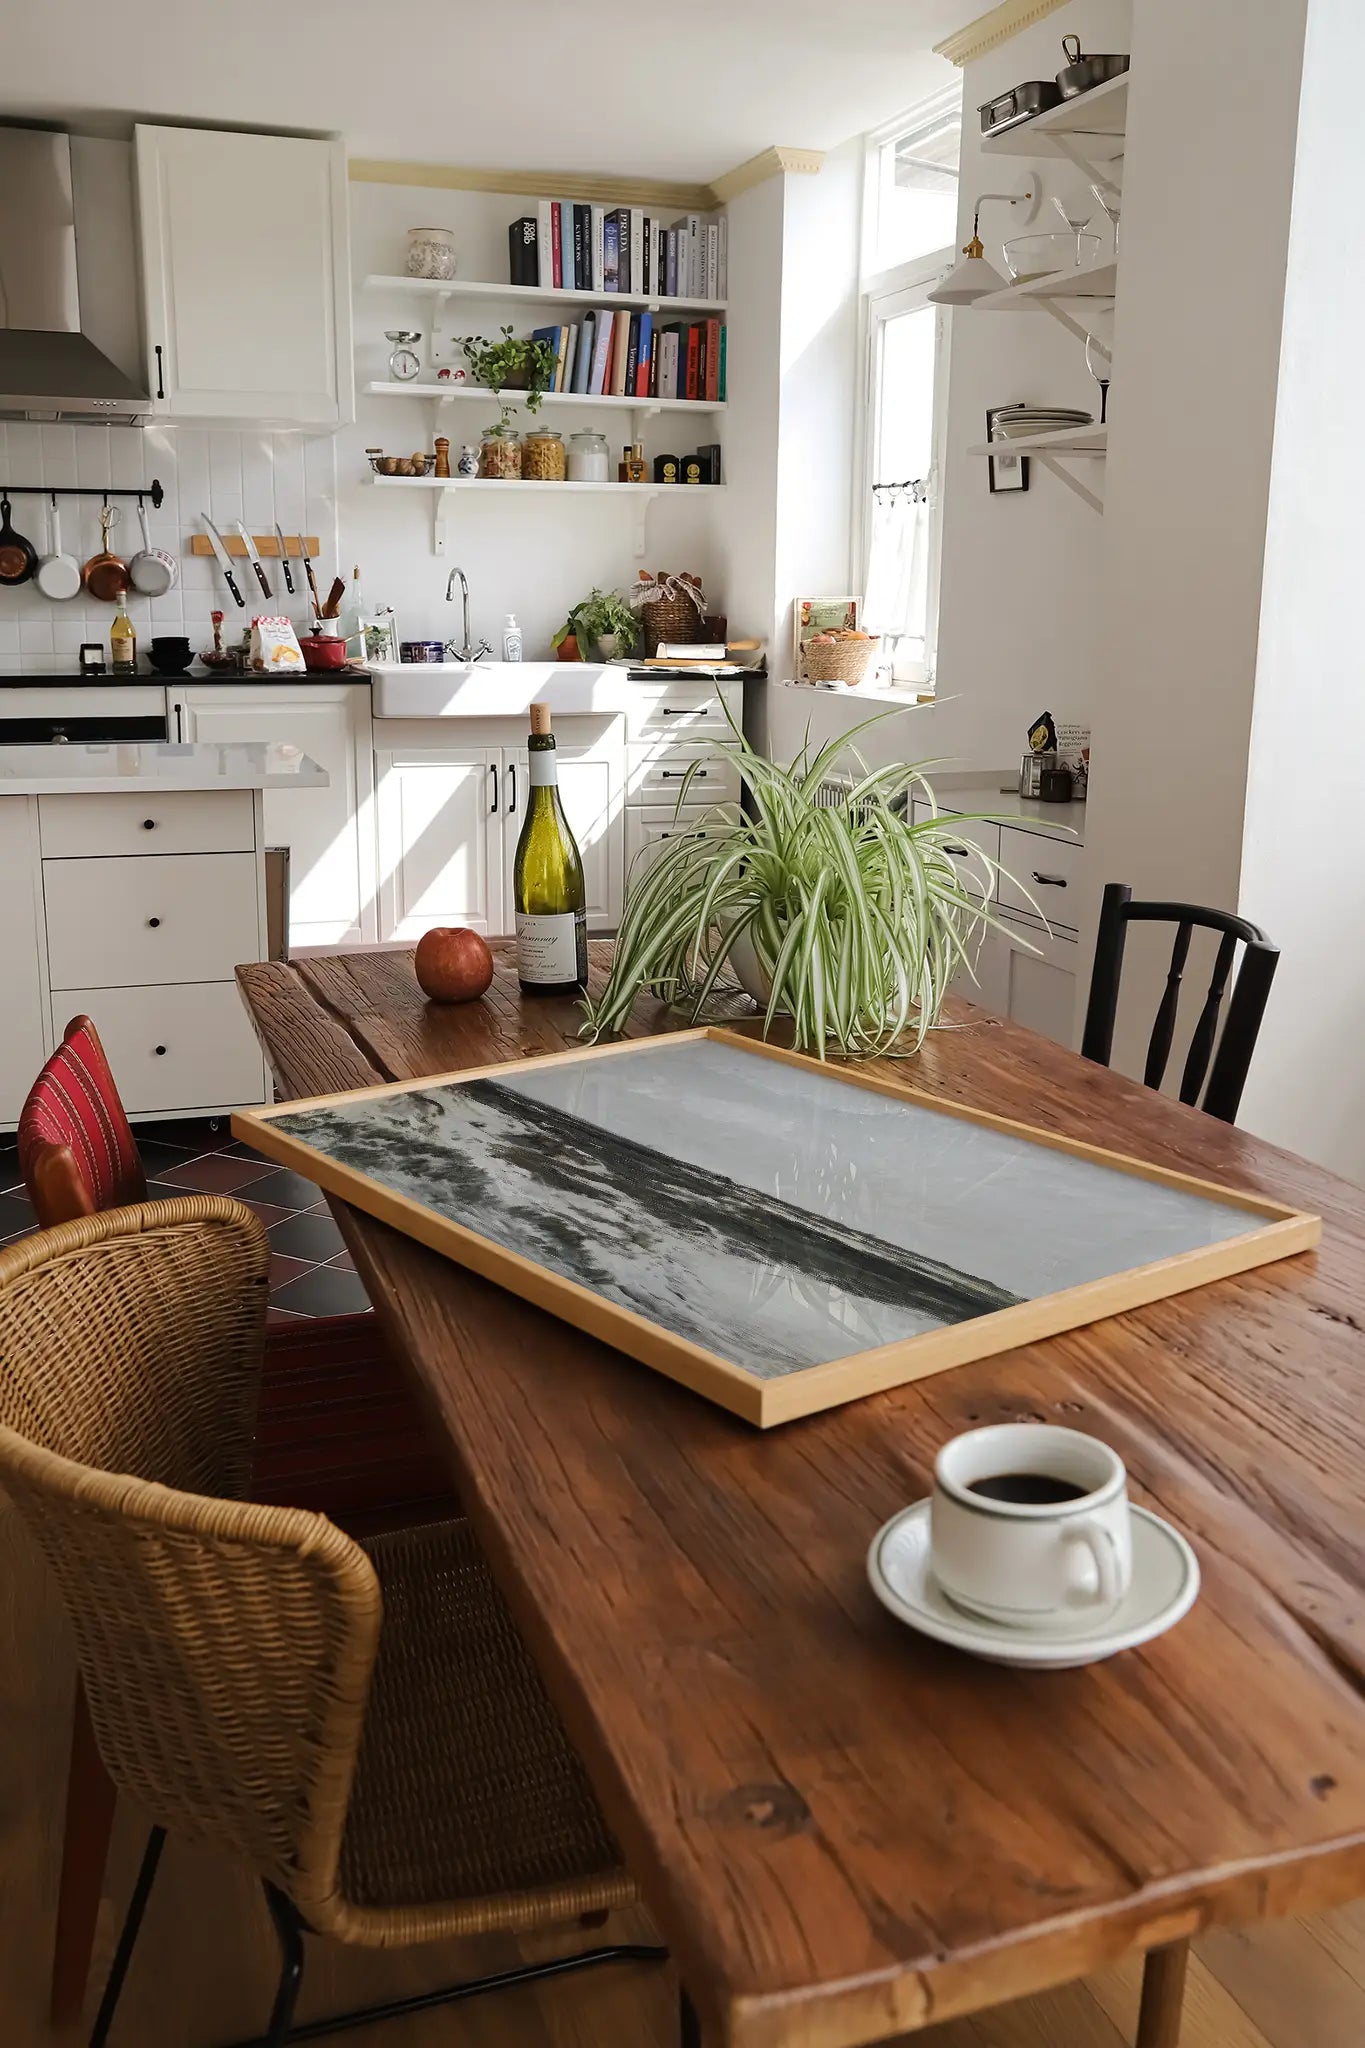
1081,883,1279,1124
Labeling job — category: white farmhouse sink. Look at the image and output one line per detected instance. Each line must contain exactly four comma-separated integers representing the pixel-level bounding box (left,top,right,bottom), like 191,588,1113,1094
368,661,623,718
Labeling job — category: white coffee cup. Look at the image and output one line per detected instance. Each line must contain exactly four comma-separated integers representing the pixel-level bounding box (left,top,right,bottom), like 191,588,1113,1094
930,1424,1132,1631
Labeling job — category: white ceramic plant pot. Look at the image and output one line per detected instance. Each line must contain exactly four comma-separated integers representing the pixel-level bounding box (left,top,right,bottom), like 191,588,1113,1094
730,928,783,1011
595,632,620,660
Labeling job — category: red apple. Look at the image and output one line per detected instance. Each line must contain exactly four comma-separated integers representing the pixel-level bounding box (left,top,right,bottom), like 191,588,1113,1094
414,926,495,1003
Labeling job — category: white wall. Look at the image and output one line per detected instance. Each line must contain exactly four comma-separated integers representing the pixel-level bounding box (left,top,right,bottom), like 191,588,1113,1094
1236,0,1365,1178
1078,0,1310,1080
927,0,1129,770
345,183,728,658
715,176,784,669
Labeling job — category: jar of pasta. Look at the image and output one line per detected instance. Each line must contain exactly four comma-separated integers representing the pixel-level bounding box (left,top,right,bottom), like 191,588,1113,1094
522,428,566,481
479,427,521,480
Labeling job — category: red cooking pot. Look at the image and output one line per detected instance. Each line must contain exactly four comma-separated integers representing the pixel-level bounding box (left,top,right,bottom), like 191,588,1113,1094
298,635,348,671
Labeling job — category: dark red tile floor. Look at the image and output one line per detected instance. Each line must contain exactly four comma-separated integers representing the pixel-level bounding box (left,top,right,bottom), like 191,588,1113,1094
0,1120,366,1323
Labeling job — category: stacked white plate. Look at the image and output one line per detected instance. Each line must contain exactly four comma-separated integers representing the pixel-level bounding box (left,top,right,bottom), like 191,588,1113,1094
992,406,1093,441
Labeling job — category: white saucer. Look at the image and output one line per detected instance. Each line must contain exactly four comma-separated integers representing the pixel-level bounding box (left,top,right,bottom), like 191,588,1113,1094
867,1501,1199,1669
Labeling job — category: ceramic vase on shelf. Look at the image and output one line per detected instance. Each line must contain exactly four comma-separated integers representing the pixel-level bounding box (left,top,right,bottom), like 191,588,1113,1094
405,227,457,279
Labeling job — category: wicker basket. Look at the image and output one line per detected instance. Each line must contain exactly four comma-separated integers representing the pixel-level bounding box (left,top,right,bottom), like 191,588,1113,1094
640,595,701,653
801,636,877,685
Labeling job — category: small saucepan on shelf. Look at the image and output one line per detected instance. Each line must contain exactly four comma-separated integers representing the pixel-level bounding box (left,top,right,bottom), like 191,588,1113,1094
1055,34,1129,99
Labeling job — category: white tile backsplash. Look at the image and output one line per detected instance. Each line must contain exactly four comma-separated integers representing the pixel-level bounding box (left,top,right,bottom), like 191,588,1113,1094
0,419,339,670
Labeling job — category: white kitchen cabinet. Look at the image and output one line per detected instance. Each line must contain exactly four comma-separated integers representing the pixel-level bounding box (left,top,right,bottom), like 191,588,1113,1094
0,801,49,1126
176,685,377,948
134,125,353,425
375,745,503,940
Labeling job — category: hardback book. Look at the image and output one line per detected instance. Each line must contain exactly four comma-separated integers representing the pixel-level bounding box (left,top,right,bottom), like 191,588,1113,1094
718,323,727,401
648,325,661,398
684,323,700,400
697,322,707,399
696,442,722,484
509,215,538,287
659,324,682,400
674,214,700,297
589,309,615,394
611,307,632,394
561,323,578,392
642,214,653,295
629,209,645,299
624,312,641,394
554,325,572,390
702,317,721,402
612,208,632,291
536,200,555,287
590,204,607,293
549,203,564,289
603,214,621,292
665,228,679,299
572,203,591,290
635,311,653,398
658,225,669,296
717,217,728,299
705,223,719,302
572,311,595,393
531,323,558,387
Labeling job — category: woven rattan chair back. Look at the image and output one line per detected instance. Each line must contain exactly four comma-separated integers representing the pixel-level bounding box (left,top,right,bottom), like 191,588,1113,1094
0,1202,383,1923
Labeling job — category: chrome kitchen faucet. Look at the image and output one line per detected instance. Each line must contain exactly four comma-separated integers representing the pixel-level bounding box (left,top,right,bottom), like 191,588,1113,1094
444,567,491,663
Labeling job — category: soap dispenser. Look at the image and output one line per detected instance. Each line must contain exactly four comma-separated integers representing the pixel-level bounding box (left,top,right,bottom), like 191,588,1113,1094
502,614,523,662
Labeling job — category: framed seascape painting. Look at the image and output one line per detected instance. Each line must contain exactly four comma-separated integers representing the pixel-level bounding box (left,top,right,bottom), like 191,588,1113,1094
234,1031,1319,1428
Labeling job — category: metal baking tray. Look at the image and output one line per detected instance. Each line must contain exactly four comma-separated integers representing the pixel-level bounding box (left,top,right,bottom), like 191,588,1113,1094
979,80,1063,136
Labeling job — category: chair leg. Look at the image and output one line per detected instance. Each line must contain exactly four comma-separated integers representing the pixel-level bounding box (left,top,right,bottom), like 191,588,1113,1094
680,1986,703,2047
1136,1939,1190,2048
262,1886,306,2048
52,1679,119,2026
87,1825,165,2048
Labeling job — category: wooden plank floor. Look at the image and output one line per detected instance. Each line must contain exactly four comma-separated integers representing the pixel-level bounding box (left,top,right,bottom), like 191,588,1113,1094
3,1488,1361,2047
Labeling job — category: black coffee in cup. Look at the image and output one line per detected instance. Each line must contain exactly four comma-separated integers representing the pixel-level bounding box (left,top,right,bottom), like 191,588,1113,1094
967,1473,1090,1505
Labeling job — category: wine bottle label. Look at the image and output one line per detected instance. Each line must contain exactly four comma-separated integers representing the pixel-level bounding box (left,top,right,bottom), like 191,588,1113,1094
516,909,585,983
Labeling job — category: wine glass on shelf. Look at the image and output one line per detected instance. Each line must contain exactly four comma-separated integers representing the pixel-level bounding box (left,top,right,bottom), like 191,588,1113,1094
1088,178,1121,258
1052,195,1096,266
1083,306,1114,425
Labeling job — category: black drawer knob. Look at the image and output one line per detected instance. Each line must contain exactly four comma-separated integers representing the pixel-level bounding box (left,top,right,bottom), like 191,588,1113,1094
142,818,156,831
147,916,161,928
154,1044,167,1056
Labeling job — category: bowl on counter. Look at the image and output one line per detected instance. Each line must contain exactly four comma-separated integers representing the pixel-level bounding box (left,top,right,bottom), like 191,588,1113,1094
299,635,349,672
147,636,194,675
400,640,446,664
1002,232,1101,281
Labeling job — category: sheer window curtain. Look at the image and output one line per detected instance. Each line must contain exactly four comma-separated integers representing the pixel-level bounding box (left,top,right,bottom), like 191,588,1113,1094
863,482,930,680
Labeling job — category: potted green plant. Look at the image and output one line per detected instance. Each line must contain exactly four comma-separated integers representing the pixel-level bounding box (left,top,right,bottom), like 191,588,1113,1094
552,587,641,662
458,326,557,430
583,711,1021,1059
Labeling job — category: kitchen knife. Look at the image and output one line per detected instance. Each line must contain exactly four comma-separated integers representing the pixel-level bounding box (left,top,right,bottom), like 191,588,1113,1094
234,520,272,600
274,523,296,597
298,532,320,616
201,514,246,609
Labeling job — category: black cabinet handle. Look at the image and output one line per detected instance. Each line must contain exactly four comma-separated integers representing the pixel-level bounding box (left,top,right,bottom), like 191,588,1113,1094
155,344,165,400
154,1044,166,1056
489,762,499,814
945,843,970,857
173,701,183,742
662,703,713,715
142,817,156,831
147,916,161,928
1032,871,1068,887
507,762,517,814
661,769,707,779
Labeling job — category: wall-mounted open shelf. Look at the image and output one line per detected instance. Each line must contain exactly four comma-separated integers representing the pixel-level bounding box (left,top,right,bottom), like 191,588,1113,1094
361,470,726,556
361,274,727,317
968,424,1107,514
363,381,725,424
974,259,1117,311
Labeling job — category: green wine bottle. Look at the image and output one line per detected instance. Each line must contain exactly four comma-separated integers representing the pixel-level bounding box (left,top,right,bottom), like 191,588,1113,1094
514,702,588,995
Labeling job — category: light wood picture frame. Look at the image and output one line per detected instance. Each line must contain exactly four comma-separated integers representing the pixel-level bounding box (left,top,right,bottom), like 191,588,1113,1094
234,1029,1319,1428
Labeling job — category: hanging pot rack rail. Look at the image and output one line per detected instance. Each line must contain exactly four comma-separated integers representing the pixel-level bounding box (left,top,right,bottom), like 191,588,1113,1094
0,481,165,508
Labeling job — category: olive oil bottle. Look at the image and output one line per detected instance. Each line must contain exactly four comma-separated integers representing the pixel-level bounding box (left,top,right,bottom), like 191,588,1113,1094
513,702,588,995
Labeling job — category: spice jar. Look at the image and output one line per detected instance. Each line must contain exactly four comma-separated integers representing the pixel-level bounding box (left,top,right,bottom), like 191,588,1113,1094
479,427,522,480
567,429,610,482
522,428,566,481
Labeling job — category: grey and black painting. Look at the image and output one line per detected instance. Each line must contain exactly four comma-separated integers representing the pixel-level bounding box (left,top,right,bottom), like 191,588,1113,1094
272,1037,1259,1381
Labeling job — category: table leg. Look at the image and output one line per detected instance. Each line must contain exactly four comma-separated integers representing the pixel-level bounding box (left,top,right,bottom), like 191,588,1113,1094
1136,1939,1190,2048
680,1987,702,2047
50,1678,118,2026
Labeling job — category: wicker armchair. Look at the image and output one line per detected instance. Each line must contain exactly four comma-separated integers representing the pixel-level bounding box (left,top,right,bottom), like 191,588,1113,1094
0,1203,662,2048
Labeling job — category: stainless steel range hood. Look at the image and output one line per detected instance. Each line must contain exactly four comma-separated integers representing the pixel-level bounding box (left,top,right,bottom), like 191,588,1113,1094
0,126,150,422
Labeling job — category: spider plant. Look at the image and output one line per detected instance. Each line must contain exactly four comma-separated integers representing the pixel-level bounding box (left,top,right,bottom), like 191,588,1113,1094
583,709,1025,1059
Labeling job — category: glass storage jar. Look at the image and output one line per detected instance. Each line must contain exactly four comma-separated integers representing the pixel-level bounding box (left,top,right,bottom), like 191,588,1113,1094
479,428,522,480
567,429,610,482
522,428,566,481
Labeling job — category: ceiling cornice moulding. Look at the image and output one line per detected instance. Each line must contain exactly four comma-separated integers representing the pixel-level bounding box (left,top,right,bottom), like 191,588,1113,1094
348,159,716,212
709,146,825,205
933,0,1070,68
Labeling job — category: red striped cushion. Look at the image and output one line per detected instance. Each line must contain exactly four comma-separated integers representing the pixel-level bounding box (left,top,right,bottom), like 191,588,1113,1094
17,1015,146,1216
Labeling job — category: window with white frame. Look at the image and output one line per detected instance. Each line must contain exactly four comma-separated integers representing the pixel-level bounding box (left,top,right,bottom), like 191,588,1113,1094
858,89,960,686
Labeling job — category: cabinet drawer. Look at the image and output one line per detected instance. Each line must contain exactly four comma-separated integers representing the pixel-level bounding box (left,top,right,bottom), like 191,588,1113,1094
625,806,709,877
912,810,1000,902
54,982,267,1115
44,853,261,990
626,748,740,808
624,681,737,741
996,830,1083,930
39,790,255,858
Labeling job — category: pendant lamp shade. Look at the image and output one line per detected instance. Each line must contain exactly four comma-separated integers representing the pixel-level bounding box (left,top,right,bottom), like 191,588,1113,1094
928,234,1009,305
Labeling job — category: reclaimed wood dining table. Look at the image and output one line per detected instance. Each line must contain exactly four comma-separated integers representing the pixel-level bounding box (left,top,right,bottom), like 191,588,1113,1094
236,941,1365,2048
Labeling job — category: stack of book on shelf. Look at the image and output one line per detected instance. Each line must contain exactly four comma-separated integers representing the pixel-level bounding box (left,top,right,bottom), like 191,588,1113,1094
509,203,727,301
529,311,725,404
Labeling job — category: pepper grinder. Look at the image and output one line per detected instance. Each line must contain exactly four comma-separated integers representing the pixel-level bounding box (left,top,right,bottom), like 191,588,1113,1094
433,435,451,478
